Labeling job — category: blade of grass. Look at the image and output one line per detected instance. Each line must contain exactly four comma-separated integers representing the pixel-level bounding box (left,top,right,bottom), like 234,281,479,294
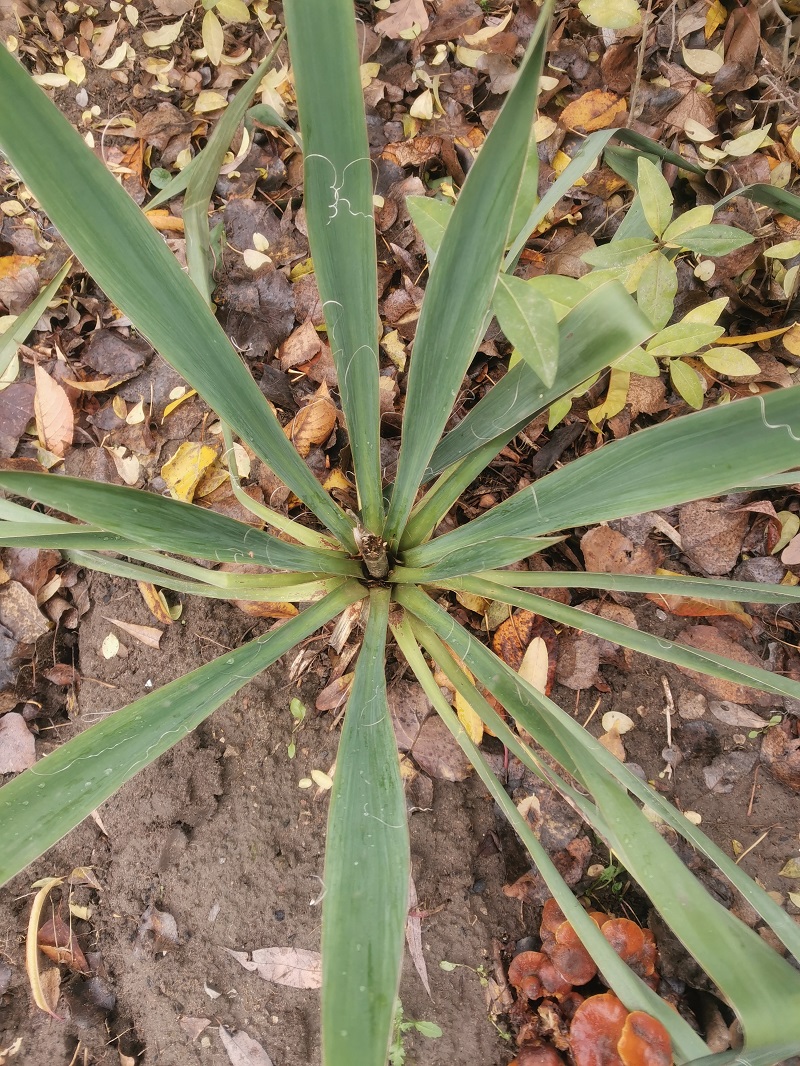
0,259,71,379
391,614,710,1063
0,582,363,886
444,575,800,702
400,283,652,548
0,471,359,575
284,0,383,532
404,388,800,568
382,7,551,548
395,586,800,1052
0,45,355,548
322,587,409,1066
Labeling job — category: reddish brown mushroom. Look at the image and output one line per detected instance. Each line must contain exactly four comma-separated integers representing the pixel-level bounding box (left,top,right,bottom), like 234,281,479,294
570,994,673,1066
570,993,629,1066
550,918,598,986
510,1045,568,1066
601,919,658,981
508,951,573,998
618,1011,673,1066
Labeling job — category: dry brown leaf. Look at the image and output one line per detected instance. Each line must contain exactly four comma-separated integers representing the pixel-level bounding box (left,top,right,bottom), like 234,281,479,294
0,254,38,280
0,579,51,643
406,873,431,997
492,610,558,693
283,383,337,458
676,625,782,706
679,500,749,575
598,726,626,761
560,90,626,132
179,1017,211,1041
386,680,427,750
38,912,89,974
761,720,800,792
161,442,218,502
34,363,73,458
580,525,660,583
225,946,322,989
219,1027,274,1066
519,636,549,693
137,582,175,626
278,319,321,371
316,672,355,713
0,713,36,773
411,714,472,781
106,617,163,650
376,0,429,38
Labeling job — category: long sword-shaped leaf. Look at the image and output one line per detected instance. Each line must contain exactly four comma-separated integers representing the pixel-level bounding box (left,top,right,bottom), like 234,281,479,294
405,388,800,567
446,576,800,701
0,523,139,550
396,586,800,1053
322,588,409,1066
391,615,708,1063
393,538,563,583
401,282,652,548
461,568,800,604
0,46,354,549
0,259,71,379
382,8,551,547
421,281,650,478
0,472,358,576
67,550,342,602
180,34,286,305
0,582,363,886
284,0,383,533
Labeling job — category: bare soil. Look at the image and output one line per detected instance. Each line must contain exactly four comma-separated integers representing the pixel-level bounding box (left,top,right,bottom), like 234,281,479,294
2,572,798,1065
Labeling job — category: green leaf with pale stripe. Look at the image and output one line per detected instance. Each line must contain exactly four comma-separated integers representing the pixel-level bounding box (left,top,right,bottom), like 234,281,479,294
421,281,651,483
447,576,800,701
671,225,754,256
461,568,800,605
0,44,354,548
404,388,800,568
494,274,559,386
284,0,382,532
383,8,551,548
0,583,363,887
322,588,409,1066
636,252,678,330
636,157,673,237
0,472,358,576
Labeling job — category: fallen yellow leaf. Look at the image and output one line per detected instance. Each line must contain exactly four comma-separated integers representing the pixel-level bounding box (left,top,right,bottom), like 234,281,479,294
161,441,218,502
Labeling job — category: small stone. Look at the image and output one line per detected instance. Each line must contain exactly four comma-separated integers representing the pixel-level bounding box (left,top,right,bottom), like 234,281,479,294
678,691,708,720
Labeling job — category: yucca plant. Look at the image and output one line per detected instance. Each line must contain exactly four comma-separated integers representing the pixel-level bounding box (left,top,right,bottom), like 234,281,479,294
2,3,800,1064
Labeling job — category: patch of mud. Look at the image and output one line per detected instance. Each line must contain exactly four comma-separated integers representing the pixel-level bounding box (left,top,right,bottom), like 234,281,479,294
0,575,524,1065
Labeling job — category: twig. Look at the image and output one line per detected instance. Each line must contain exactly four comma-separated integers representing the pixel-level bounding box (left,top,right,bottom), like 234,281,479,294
747,762,760,817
